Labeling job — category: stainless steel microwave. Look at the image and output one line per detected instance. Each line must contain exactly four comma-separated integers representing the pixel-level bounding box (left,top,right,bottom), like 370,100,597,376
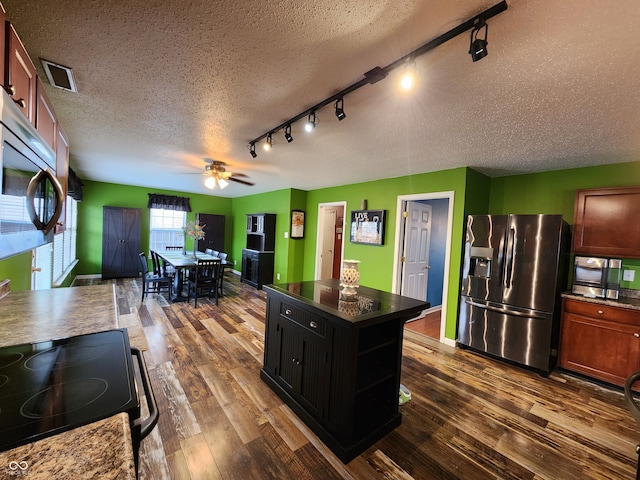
0,89,63,260
572,256,622,300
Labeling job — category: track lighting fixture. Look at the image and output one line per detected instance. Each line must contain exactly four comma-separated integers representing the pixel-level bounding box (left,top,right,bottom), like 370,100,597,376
263,133,273,151
469,18,488,62
284,124,293,143
304,111,316,132
399,61,417,91
334,98,346,121
248,1,506,152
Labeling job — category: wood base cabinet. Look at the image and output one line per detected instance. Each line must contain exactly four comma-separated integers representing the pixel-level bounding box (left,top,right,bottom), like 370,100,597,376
240,249,274,289
558,297,640,387
261,280,428,463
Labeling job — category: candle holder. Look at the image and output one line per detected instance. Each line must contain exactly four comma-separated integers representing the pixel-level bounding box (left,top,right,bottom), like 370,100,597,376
340,259,360,296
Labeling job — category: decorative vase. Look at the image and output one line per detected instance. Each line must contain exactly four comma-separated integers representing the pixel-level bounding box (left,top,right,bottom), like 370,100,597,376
340,259,360,296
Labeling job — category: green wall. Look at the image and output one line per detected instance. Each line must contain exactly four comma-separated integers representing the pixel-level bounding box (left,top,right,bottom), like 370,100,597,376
78,180,233,274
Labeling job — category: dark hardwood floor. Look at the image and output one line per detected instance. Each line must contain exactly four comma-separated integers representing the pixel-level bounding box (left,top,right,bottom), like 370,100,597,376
405,309,441,338
105,273,640,479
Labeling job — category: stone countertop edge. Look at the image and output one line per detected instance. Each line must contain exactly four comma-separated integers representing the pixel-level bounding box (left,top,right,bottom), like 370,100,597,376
0,284,118,348
561,291,640,311
0,413,136,479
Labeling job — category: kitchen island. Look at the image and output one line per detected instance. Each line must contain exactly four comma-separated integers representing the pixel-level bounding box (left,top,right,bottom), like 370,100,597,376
261,279,428,463
0,284,137,478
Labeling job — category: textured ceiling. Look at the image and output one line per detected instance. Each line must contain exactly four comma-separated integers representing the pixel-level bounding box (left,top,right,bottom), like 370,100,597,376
3,0,640,197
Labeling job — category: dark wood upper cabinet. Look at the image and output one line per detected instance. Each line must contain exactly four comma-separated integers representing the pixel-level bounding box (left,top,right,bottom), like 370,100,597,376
5,23,37,125
572,186,640,258
0,8,5,81
35,77,57,150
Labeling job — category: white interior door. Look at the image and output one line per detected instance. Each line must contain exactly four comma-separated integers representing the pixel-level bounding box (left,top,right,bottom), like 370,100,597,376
320,208,337,279
401,201,432,301
32,244,53,290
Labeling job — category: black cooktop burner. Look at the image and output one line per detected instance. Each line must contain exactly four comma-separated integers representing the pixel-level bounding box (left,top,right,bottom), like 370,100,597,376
0,329,139,453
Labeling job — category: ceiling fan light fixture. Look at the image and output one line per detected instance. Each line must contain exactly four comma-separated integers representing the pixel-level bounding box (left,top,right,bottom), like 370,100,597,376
334,98,345,121
284,124,293,143
469,19,489,62
218,178,229,189
305,111,316,132
204,175,216,189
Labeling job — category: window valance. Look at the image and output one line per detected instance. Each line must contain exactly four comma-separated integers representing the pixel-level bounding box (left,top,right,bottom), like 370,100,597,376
67,168,84,201
147,193,192,212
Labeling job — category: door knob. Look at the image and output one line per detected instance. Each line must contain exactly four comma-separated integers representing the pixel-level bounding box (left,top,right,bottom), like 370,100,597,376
31,267,42,273
425,265,431,269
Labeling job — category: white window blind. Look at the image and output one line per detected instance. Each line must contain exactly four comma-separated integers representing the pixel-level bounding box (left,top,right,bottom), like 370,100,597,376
149,208,185,252
53,197,78,285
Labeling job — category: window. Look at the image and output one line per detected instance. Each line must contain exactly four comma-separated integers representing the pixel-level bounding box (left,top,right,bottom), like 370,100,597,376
149,208,185,252
52,197,78,286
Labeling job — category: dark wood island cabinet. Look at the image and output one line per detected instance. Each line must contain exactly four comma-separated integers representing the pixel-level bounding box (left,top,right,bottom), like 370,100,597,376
261,280,428,463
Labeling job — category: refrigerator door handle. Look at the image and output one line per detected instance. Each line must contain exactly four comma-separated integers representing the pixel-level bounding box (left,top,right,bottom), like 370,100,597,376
504,227,515,289
465,298,547,319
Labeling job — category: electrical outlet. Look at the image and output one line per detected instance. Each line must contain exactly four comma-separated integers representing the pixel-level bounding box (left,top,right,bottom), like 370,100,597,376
623,269,635,282
284,231,289,238
234,259,237,265
276,273,281,280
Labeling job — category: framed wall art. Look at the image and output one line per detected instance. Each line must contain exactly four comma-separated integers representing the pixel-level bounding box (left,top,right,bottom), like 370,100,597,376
350,209,385,245
290,210,305,239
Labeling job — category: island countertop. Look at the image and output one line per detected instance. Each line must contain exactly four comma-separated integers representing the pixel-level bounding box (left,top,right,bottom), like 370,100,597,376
0,413,136,479
0,284,118,348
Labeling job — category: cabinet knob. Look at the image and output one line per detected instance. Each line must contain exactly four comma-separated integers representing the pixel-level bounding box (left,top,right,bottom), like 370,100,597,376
310,321,318,329
635,333,640,338
4,84,15,96
597,309,604,315
285,309,292,315
14,98,26,109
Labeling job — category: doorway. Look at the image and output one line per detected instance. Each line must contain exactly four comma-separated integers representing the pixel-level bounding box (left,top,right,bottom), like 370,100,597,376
315,202,346,280
392,192,454,344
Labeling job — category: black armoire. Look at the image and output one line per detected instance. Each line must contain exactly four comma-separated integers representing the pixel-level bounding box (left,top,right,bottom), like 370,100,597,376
241,213,275,289
196,213,225,253
102,206,141,279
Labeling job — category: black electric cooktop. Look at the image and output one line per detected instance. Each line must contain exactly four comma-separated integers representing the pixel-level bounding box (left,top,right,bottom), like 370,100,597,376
0,329,139,452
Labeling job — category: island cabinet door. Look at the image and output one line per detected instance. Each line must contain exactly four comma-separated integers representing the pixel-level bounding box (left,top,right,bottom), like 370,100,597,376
274,317,330,421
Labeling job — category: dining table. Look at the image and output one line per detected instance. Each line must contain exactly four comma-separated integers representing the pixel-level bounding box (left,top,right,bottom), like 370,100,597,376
156,250,226,302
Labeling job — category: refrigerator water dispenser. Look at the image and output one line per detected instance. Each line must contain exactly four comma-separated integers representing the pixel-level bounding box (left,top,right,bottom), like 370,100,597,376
469,247,493,278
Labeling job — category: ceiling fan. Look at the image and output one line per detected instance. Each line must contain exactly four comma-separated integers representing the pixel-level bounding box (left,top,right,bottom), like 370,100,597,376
201,159,254,189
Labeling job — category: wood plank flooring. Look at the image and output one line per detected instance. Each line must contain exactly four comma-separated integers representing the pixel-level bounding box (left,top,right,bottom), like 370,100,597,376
106,274,640,479
405,309,441,339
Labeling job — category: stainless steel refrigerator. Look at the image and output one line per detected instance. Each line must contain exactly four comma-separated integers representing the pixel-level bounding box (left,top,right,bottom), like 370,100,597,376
458,214,569,374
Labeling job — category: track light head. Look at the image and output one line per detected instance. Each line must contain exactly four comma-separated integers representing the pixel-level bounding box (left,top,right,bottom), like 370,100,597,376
284,124,293,143
334,98,346,121
263,133,273,151
469,19,488,62
249,143,257,158
305,111,316,132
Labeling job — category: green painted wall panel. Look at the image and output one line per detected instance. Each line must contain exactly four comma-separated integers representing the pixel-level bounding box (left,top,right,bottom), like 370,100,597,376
0,251,31,291
78,181,232,275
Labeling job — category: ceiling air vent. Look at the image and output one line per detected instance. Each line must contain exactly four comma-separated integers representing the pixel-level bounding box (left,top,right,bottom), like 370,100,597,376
40,59,77,93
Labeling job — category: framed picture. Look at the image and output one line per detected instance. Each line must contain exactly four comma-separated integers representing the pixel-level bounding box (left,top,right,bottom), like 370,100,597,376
291,210,305,239
350,209,385,245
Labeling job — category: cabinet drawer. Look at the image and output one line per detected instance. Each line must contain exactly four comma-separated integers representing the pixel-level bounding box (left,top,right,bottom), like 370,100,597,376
280,302,326,337
563,299,640,325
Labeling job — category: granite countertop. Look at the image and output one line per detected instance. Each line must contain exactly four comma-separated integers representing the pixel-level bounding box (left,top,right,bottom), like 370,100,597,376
561,291,640,311
0,413,136,479
0,284,135,478
0,284,118,347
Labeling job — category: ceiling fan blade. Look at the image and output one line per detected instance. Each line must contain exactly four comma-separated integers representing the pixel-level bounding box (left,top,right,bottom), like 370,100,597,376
229,176,254,186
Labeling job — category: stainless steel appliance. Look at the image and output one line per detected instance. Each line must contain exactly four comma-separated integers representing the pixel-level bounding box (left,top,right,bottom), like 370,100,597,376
458,214,569,374
0,89,64,260
0,329,158,471
572,256,622,300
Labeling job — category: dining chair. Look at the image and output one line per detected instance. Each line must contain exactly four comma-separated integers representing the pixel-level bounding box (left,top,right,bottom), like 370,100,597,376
205,248,214,256
139,252,172,301
186,258,221,307
151,250,174,279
